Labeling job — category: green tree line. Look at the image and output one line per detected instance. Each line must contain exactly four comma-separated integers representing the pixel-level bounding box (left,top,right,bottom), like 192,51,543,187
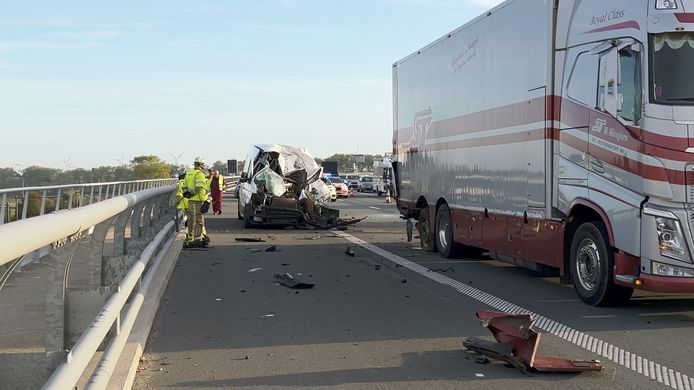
0,153,382,189
0,155,232,189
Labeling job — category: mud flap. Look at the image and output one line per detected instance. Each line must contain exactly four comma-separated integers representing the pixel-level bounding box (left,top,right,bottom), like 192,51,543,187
464,310,603,374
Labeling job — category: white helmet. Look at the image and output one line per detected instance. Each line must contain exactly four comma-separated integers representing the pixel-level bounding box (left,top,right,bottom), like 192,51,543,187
193,157,206,167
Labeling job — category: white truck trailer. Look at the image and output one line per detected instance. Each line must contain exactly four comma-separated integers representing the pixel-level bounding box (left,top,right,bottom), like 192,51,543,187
392,0,694,305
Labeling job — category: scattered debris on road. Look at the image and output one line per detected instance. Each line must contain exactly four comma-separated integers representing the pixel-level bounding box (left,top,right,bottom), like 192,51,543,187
247,268,263,273
345,247,355,257
464,310,603,375
274,273,315,289
235,237,266,242
265,245,279,252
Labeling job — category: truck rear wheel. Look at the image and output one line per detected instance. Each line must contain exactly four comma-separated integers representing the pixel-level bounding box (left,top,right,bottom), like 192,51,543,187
569,221,633,306
418,208,437,252
237,200,243,220
436,204,459,258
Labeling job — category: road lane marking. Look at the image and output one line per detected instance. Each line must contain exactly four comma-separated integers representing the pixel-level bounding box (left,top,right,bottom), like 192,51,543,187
335,230,692,390
369,206,381,210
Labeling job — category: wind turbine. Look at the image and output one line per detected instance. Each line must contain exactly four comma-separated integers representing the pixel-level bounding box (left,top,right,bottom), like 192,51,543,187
62,156,73,170
113,154,126,167
170,153,183,166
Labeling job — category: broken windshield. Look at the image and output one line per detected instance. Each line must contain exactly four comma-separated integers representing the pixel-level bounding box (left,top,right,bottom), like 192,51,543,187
650,33,694,105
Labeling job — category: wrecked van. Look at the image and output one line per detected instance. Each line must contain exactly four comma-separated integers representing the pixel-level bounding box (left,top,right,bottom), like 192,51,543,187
237,144,363,229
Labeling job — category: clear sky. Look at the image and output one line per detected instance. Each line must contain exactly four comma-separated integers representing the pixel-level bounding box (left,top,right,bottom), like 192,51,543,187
0,0,502,170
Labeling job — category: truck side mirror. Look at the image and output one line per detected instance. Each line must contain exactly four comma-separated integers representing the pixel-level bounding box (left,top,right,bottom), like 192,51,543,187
239,171,249,183
599,48,620,117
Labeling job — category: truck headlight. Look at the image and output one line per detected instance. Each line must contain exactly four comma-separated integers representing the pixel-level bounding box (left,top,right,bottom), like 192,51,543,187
655,216,689,260
652,261,694,277
656,0,678,9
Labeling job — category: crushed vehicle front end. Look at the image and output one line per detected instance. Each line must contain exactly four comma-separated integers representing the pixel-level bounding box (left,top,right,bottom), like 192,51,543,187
240,144,363,229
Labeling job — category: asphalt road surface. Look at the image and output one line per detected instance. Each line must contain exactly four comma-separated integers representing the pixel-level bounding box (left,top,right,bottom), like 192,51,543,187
134,191,694,390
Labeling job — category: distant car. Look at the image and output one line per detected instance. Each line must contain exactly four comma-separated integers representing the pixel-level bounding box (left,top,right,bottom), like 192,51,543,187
359,176,374,192
321,177,337,202
329,177,350,198
345,174,361,192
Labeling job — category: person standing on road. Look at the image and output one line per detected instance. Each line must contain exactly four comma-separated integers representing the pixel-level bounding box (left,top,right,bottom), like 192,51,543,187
210,170,225,214
175,172,189,227
182,158,210,248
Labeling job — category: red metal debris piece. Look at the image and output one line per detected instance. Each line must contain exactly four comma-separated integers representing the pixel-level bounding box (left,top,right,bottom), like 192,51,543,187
465,310,603,374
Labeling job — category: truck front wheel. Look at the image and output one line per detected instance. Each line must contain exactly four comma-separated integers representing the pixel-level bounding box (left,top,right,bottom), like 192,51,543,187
418,208,437,252
569,221,633,306
237,200,243,220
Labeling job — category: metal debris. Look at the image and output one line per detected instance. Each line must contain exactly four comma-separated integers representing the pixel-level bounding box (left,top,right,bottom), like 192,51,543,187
464,310,603,375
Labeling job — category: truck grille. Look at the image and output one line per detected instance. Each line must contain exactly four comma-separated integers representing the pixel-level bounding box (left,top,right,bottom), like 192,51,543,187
687,165,694,204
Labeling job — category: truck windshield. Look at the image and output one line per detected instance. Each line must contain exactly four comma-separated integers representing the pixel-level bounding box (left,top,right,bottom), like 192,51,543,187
650,33,694,105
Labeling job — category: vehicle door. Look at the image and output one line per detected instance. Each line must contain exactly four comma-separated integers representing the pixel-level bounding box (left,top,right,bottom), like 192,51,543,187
239,146,261,209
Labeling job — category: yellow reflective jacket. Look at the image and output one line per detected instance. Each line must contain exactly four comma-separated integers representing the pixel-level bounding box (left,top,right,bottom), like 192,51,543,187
183,169,208,202
176,179,188,210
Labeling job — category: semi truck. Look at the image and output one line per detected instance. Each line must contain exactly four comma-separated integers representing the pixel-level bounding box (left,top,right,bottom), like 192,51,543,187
373,156,394,196
392,0,694,305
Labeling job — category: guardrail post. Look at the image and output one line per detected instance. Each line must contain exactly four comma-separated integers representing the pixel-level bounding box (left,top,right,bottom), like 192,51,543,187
103,209,134,287
126,203,148,258
87,217,117,286
0,193,6,225
21,190,28,219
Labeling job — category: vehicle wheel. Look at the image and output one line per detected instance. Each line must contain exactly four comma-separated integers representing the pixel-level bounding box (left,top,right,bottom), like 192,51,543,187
435,204,459,258
243,204,254,228
418,208,437,252
377,191,383,196
237,200,243,220
569,221,633,306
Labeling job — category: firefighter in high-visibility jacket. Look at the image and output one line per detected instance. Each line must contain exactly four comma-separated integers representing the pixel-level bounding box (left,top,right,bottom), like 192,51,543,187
175,172,189,225
182,158,210,247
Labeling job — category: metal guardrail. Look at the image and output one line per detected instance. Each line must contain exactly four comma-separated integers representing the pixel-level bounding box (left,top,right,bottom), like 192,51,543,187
0,182,179,389
0,179,176,225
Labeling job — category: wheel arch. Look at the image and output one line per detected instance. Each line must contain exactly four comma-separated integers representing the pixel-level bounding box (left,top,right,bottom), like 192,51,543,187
563,198,615,276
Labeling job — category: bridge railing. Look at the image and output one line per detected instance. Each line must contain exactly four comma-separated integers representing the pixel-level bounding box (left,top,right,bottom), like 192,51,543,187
0,182,180,389
0,179,176,225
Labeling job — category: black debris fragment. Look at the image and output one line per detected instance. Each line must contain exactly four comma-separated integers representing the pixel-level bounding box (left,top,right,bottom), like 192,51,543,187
406,219,413,242
236,237,266,242
274,273,315,289
265,245,279,252
428,267,455,273
401,279,407,283
345,247,355,257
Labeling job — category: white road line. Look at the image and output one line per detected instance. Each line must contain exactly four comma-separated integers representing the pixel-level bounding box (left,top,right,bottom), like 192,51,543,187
335,230,692,390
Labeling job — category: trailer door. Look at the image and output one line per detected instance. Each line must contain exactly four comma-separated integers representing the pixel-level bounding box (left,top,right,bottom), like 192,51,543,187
527,87,547,208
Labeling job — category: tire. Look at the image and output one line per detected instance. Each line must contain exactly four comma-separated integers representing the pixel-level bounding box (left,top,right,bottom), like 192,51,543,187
237,200,243,220
377,191,383,196
435,204,459,258
417,208,437,252
569,221,633,306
